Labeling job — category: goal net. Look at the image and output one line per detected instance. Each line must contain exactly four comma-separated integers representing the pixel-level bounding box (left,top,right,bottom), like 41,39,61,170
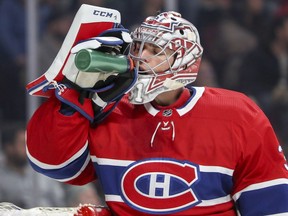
0,202,111,216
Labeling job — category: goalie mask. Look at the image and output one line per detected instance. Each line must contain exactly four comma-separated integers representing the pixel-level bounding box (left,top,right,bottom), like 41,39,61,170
128,11,203,104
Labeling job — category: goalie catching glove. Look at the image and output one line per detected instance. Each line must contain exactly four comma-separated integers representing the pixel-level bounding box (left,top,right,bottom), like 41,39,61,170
49,30,137,124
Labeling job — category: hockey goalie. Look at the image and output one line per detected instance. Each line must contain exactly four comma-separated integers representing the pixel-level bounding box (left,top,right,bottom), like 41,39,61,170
25,4,288,216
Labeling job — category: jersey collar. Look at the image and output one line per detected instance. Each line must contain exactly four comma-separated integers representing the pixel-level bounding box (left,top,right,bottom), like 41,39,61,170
144,86,205,116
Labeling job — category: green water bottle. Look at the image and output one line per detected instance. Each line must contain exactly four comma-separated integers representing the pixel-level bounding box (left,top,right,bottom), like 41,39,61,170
74,49,133,73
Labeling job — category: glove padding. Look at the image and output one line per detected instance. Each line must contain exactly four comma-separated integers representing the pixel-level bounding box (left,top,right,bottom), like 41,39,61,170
55,31,136,123
71,36,126,54
65,33,131,88
55,68,137,123
91,69,137,123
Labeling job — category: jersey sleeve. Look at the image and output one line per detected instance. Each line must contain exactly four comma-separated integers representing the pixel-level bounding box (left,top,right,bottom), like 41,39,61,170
26,97,96,185
232,106,288,215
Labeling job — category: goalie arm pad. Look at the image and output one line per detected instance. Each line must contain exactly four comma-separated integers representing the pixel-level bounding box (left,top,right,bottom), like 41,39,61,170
26,97,96,185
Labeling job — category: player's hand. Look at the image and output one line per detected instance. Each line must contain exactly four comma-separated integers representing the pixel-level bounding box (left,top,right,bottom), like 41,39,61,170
90,67,137,123
65,32,131,89
54,29,137,123
64,32,137,107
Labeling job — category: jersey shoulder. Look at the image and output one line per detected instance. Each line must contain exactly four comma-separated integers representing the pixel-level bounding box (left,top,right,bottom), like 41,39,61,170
194,86,264,123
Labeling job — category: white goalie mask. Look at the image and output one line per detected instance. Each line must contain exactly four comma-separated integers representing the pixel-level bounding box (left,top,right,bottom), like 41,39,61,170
128,11,203,104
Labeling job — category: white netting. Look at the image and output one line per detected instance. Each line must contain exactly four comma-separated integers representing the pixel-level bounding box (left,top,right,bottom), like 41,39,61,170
0,202,77,216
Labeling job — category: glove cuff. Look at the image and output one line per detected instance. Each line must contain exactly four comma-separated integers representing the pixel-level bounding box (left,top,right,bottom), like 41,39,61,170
92,93,107,108
53,83,95,122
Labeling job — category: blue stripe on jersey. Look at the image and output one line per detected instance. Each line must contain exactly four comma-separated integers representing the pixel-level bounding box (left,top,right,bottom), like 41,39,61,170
93,163,233,201
93,163,125,194
196,172,233,199
237,184,288,215
29,147,90,180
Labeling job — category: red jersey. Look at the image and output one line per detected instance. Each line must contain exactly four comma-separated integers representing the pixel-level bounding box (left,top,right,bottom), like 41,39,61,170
26,86,288,215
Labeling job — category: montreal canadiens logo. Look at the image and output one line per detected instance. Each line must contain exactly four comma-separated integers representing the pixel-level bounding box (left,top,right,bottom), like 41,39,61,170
120,158,200,214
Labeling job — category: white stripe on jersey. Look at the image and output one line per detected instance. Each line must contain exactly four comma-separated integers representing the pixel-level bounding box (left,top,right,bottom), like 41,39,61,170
56,153,91,182
105,194,124,202
26,140,89,169
232,178,288,201
266,214,288,216
197,195,232,206
91,156,234,176
91,156,134,166
104,194,233,207
199,165,234,176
